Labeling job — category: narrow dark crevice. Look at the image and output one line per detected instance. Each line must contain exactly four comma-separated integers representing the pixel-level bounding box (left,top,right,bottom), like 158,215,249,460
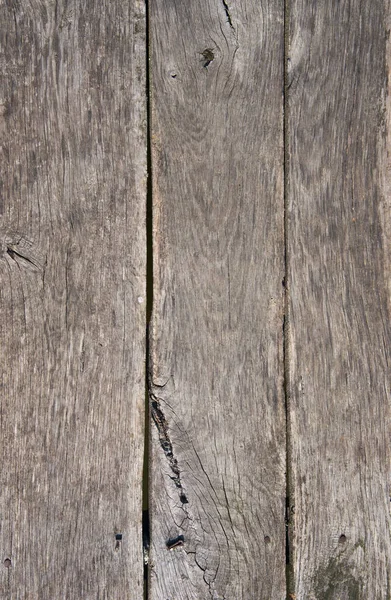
283,0,293,597
142,382,150,599
285,494,290,565
221,0,235,32
142,0,153,597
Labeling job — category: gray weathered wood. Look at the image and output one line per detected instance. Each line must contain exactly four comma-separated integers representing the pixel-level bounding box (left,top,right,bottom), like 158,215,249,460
288,1,391,597
0,1,146,597
149,1,286,597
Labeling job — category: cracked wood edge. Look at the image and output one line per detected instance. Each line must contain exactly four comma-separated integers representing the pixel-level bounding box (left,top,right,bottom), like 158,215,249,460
288,1,391,597
0,1,146,597
149,0,286,598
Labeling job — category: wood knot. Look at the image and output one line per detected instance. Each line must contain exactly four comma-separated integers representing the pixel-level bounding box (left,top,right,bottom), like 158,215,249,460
200,48,214,68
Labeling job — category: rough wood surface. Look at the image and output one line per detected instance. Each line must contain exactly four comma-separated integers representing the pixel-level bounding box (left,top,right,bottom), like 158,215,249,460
149,1,286,598
0,1,146,597
288,1,391,597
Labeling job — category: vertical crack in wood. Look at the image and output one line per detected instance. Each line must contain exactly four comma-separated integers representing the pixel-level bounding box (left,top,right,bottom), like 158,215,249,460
284,0,294,596
144,0,152,597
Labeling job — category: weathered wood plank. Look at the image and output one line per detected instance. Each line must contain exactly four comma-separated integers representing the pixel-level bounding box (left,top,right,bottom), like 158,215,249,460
149,1,285,597
288,1,391,597
0,1,146,597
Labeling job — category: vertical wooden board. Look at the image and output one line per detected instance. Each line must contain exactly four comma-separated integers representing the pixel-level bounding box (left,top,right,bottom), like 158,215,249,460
149,1,285,598
288,1,391,597
0,1,146,598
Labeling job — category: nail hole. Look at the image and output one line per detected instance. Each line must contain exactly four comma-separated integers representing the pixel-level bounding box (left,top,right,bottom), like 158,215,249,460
166,535,184,550
264,535,271,544
339,534,347,544
4,558,11,568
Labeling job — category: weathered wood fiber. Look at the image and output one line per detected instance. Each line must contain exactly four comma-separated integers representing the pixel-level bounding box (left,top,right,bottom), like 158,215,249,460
288,1,391,597
0,1,146,597
149,1,286,598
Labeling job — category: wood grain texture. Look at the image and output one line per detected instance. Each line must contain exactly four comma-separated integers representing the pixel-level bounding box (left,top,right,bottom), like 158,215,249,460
288,1,391,597
149,1,285,598
0,1,146,597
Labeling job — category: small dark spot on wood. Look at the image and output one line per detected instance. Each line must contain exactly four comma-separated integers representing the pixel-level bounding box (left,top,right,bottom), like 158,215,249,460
4,558,11,568
200,48,214,69
115,534,122,541
264,535,271,544
170,72,177,79
339,534,347,544
166,535,184,549
179,493,188,504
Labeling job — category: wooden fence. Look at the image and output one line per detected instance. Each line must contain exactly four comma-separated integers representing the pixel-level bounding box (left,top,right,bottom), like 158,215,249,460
1,0,390,598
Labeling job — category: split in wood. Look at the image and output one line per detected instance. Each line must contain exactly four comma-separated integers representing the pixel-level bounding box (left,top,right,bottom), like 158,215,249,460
221,0,235,31
150,395,189,505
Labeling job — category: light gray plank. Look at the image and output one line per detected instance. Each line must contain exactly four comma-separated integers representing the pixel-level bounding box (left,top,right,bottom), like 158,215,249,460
0,1,146,597
288,1,391,597
149,1,286,598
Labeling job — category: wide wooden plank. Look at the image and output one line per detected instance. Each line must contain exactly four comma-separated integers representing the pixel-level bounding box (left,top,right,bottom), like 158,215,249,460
288,1,391,597
0,1,146,597
149,1,285,598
